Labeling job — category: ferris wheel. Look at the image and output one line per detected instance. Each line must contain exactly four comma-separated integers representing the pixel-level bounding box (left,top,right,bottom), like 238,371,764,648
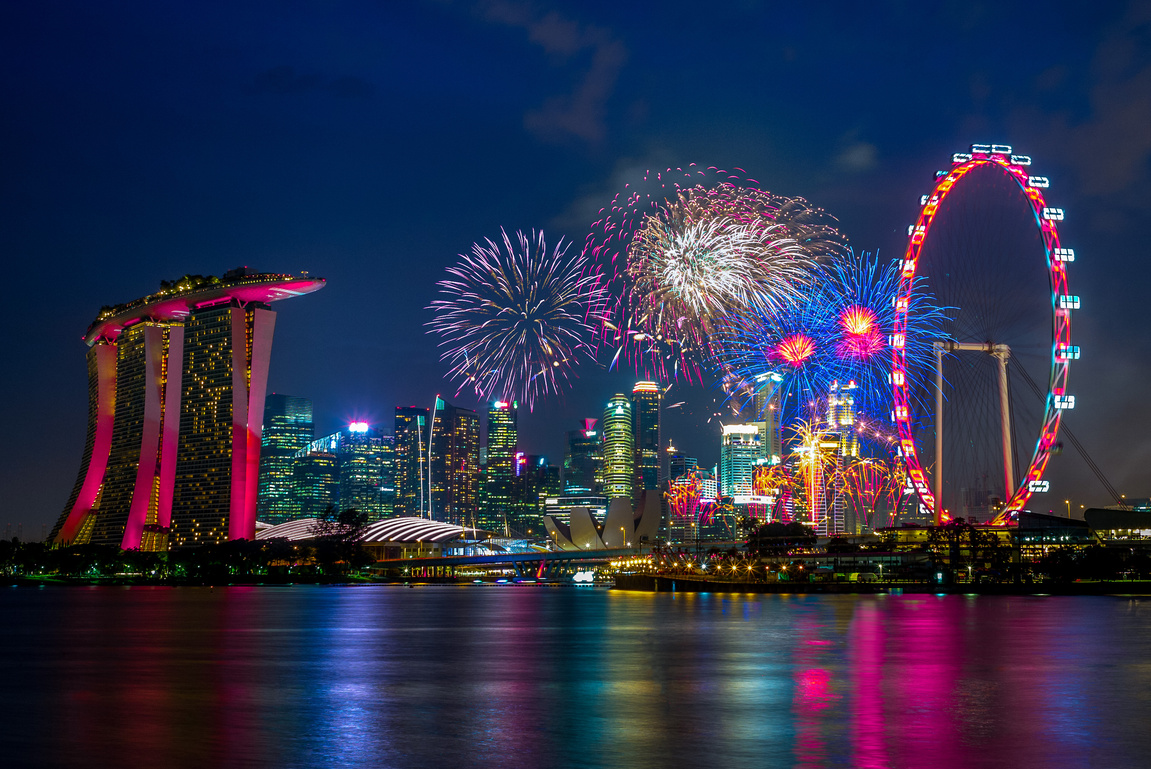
892,144,1076,525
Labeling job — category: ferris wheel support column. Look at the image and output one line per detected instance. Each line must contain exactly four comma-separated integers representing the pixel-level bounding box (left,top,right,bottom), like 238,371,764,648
934,343,945,526
993,346,1015,502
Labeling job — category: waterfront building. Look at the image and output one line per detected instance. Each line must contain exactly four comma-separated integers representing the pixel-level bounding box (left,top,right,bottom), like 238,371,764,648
257,394,314,525
602,394,634,501
512,454,561,536
719,425,761,498
429,397,480,525
394,406,429,517
563,419,603,494
632,381,662,507
50,269,324,549
481,400,517,533
543,493,609,526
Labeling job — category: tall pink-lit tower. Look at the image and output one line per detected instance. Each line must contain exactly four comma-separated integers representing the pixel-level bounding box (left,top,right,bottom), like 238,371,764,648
50,268,325,550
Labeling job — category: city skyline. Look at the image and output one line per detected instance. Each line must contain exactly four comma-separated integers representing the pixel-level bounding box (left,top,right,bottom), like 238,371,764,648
3,2,1150,536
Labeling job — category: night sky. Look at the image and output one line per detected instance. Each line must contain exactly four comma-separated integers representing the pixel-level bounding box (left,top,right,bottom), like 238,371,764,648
2,1,1149,536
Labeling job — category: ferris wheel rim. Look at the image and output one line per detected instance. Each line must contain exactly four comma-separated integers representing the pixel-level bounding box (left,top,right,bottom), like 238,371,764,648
891,145,1074,524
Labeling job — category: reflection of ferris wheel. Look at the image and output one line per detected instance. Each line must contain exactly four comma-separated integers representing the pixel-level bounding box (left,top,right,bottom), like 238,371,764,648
893,144,1075,525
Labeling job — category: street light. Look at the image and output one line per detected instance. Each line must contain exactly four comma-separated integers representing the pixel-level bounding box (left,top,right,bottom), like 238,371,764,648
1065,500,1071,519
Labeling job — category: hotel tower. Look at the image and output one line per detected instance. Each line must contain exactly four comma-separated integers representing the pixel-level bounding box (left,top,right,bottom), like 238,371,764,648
49,269,324,550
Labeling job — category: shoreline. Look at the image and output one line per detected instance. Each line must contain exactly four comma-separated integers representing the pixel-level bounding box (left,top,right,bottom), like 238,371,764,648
612,573,1151,596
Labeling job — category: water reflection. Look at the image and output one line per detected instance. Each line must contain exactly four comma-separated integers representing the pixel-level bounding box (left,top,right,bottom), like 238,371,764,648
2,588,1151,768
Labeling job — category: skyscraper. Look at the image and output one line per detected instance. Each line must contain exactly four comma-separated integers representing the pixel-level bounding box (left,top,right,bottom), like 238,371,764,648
337,422,390,521
563,419,602,494
429,397,480,525
750,373,784,464
632,381,662,506
481,400,517,533
394,406,430,518
720,424,762,498
602,394,634,501
51,269,324,549
257,394,314,525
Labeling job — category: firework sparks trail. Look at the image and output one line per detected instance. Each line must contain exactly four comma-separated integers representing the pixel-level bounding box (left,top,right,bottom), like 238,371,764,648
713,249,948,424
427,228,607,409
585,166,844,382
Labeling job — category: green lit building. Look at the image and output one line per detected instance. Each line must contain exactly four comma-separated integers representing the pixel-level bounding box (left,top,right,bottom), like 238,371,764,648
602,394,634,501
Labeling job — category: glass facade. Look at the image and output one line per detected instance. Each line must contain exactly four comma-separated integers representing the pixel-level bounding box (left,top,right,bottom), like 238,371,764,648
481,401,517,534
602,394,634,501
393,406,429,518
632,381,662,507
429,398,480,525
563,419,603,494
257,394,314,524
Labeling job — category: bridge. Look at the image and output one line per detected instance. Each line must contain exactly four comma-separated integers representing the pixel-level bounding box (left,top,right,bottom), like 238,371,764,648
368,547,652,579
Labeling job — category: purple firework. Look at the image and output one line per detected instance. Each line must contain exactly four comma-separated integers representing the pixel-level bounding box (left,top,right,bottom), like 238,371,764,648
428,228,606,409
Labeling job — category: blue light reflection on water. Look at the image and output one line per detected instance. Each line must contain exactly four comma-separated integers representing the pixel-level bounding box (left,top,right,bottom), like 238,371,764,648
2,587,1151,768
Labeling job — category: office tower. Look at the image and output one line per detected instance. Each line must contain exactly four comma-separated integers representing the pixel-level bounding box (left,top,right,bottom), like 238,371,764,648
631,381,662,506
669,452,698,481
563,419,603,493
720,425,761,498
429,397,480,525
823,380,859,535
257,394,314,525
337,422,390,521
51,269,324,549
750,373,784,464
292,442,339,518
394,406,430,517
377,433,396,517
511,454,561,536
602,394,634,501
481,400,517,533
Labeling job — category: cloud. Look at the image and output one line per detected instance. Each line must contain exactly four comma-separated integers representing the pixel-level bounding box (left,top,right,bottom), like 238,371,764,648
247,66,375,98
1019,3,1151,201
480,2,627,144
835,142,878,173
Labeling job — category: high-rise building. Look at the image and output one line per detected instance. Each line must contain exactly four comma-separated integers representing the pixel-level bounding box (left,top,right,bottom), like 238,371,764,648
337,422,390,521
394,406,430,518
429,397,480,525
481,400,517,533
602,394,634,501
631,381,662,507
749,373,784,464
50,269,324,549
719,424,762,498
257,394,314,525
563,419,602,494
292,447,339,518
669,451,698,481
512,454,561,536
822,380,859,536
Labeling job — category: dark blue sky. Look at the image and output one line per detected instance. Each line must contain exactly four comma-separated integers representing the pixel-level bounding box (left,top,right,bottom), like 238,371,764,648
2,1,1148,535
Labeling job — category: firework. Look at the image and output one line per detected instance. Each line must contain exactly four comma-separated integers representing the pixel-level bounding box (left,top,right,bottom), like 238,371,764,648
585,166,844,381
714,249,947,423
428,229,606,409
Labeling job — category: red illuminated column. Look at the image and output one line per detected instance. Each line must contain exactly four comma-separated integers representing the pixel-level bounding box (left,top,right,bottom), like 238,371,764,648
244,309,276,536
228,307,275,541
155,325,184,530
57,342,118,544
120,325,167,550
